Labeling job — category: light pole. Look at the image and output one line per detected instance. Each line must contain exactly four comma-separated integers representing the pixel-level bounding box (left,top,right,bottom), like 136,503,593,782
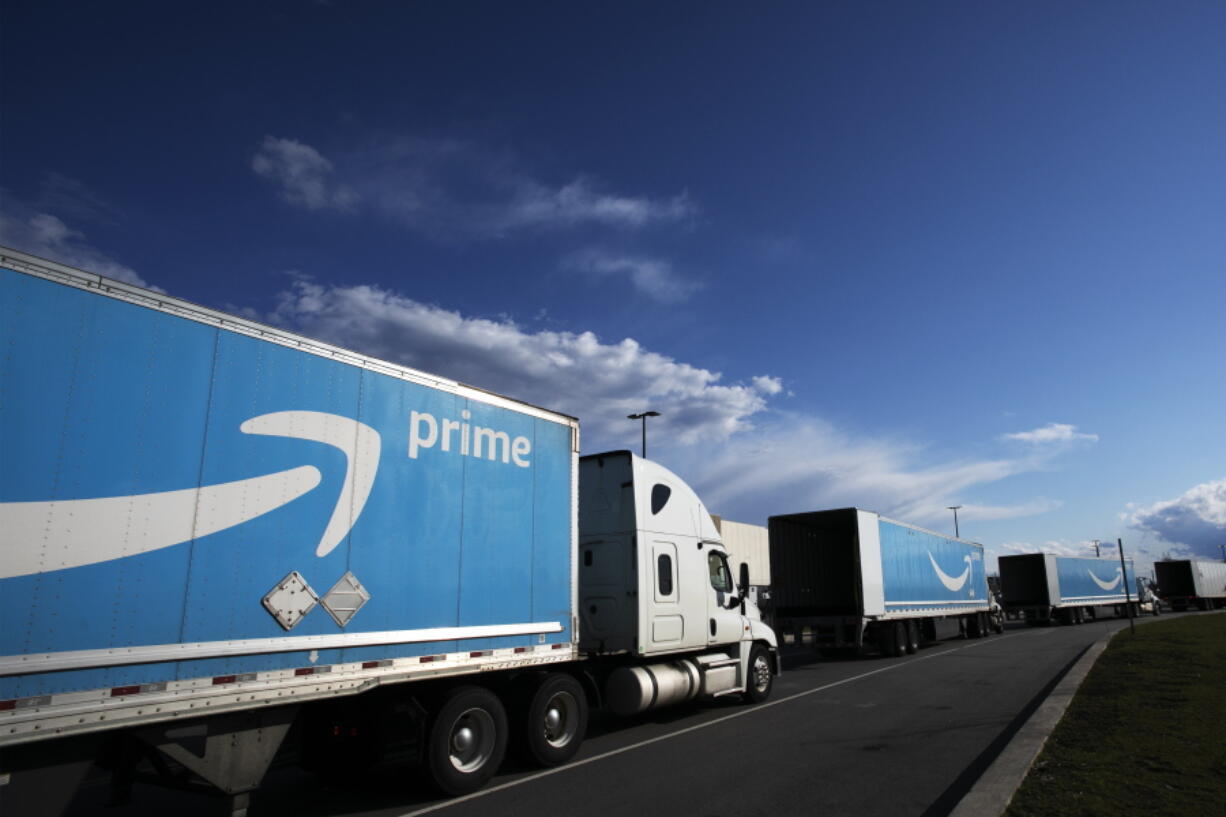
627,411,660,458
947,505,962,539
1093,539,1101,557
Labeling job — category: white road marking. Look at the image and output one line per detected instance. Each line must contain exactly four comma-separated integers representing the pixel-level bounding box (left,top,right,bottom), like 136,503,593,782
399,631,1034,816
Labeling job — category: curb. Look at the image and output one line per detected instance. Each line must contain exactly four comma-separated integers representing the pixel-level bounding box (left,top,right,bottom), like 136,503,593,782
947,612,1204,817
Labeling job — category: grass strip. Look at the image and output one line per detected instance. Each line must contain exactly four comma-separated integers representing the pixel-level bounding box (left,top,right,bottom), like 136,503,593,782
1005,614,1226,817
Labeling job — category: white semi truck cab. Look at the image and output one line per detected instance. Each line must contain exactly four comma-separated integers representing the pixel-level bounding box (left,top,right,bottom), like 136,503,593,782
578,451,779,713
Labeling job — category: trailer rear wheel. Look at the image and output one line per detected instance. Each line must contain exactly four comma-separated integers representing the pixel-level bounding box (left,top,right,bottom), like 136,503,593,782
875,623,903,657
425,686,508,795
904,620,919,654
520,674,588,767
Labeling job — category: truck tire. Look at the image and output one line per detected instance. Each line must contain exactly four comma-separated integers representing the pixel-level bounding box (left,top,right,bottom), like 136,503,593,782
966,613,982,638
520,674,588,767
743,644,774,703
425,686,508,795
889,622,907,656
875,624,900,657
904,620,919,654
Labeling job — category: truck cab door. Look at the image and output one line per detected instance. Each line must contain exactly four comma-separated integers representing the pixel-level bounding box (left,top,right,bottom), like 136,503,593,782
706,548,744,646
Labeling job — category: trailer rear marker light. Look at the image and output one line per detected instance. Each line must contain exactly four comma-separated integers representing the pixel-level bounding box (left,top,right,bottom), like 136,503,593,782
110,686,141,697
469,651,492,658
514,647,528,653
0,700,14,711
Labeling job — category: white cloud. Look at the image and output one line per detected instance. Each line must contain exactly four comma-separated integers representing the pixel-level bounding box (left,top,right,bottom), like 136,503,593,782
0,191,161,292
268,277,766,445
564,250,701,303
1003,423,1098,444
501,178,693,231
261,276,1077,529
997,539,1095,558
251,136,693,238
252,136,358,211
678,414,1055,528
752,375,783,395
1129,478,1226,560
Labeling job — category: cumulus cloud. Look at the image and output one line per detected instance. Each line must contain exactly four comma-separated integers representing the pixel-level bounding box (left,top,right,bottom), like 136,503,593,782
752,375,783,395
251,136,693,238
0,188,161,291
564,250,701,303
1129,478,1226,560
252,136,357,211
1003,423,1098,444
268,277,766,445
260,275,1077,528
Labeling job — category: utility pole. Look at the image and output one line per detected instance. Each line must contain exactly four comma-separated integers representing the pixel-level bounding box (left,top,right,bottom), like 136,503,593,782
627,411,660,459
947,506,962,538
1119,538,1135,636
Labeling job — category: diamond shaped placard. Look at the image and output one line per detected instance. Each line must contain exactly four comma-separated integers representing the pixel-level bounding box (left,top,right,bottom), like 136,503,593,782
262,571,318,631
321,571,371,628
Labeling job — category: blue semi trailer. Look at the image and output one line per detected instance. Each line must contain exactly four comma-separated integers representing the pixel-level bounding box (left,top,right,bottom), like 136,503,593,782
768,508,999,658
998,553,1143,624
0,248,778,814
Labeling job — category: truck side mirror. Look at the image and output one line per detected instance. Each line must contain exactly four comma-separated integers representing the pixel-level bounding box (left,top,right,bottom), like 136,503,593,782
738,562,750,614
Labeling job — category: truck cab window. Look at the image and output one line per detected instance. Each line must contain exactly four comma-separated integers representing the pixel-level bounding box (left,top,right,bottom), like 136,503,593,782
651,484,671,515
708,552,732,593
657,554,674,596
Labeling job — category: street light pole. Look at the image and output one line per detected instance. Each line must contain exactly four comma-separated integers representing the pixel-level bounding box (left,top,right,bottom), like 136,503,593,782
1118,538,1135,636
947,505,962,539
627,411,660,459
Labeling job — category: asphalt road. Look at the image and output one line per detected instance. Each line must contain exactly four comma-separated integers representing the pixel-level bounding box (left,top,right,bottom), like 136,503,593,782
62,613,1169,817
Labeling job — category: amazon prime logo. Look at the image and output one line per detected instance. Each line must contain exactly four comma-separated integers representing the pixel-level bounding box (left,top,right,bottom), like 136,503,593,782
0,411,380,579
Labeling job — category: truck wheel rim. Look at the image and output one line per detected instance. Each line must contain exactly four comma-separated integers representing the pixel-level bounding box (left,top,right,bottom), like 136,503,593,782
752,654,771,692
449,708,496,772
543,691,580,748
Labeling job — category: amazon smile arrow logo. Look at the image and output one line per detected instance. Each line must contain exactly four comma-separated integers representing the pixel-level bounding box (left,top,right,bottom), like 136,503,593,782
1088,567,1123,590
927,551,973,592
0,411,380,580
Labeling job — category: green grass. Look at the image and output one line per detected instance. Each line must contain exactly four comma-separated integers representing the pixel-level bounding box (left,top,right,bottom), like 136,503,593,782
1005,614,1226,817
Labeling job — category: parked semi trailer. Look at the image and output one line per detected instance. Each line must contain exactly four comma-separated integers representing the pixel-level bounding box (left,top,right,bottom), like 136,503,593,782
0,247,778,815
998,553,1141,624
1154,559,1226,611
768,508,998,658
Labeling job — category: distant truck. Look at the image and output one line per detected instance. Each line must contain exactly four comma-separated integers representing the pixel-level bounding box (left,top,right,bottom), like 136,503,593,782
998,553,1141,624
1154,559,1226,611
0,248,778,815
768,509,997,658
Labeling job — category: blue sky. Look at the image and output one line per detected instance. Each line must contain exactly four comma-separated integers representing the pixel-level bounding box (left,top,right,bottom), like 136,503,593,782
4,1,1225,572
